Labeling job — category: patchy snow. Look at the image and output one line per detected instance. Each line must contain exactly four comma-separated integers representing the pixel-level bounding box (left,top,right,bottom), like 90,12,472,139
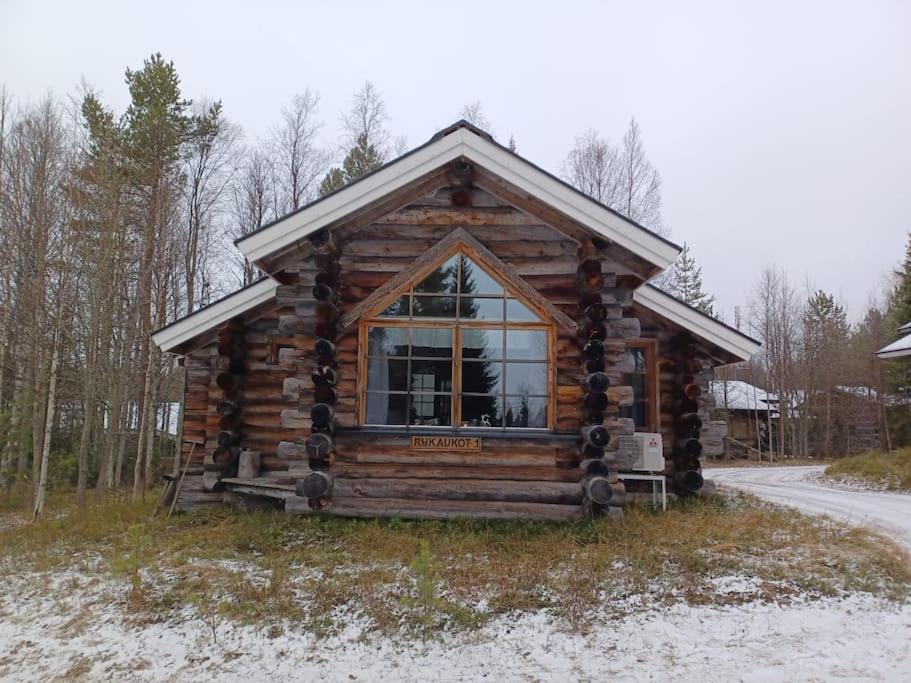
809,470,907,494
710,465,911,549
1,570,909,681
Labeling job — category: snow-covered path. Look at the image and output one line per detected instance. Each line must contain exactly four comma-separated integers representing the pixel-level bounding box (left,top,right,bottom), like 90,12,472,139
709,465,911,549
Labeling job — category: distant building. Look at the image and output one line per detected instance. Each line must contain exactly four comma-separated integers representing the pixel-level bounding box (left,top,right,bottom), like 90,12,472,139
710,380,776,453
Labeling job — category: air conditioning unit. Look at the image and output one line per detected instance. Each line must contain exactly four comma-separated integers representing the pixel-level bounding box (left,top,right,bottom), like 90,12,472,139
617,432,665,472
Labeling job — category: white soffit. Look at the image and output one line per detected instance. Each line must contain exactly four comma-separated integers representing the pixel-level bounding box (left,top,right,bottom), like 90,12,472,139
235,127,680,269
634,284,761,362
152,278,278,353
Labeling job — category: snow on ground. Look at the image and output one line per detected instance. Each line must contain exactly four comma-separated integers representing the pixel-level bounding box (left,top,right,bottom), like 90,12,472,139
709,465,911,549
809,471,907,494
1,569,910,681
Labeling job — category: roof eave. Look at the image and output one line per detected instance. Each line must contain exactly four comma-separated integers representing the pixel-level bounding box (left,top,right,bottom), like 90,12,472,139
633,284,761,362
152,278,279,354
236,127,680,271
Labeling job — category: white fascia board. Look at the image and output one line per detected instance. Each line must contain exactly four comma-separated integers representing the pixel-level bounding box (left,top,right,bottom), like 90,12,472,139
634,285,761,362
458,131,679,269
876,332,911,359
152,278,278,353
237,128,680,270
237,133,463,263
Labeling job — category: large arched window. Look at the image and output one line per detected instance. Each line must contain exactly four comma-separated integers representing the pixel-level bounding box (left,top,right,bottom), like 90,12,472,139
359,251,552,430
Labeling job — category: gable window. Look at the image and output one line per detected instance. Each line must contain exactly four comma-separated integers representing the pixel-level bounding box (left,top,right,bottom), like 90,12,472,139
618,340,658,432
361,251,551,430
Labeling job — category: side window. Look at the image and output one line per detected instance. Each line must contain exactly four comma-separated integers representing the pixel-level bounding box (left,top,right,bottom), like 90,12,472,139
619,342,656,432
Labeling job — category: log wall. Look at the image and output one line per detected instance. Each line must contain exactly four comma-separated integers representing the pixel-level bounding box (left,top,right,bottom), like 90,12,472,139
174,185,683,517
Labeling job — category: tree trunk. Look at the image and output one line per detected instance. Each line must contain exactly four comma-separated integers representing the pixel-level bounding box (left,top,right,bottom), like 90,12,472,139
32,326,61,521
132,355,155,499
75,390,96,508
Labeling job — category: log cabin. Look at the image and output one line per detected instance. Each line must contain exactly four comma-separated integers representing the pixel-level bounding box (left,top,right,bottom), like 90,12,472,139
153,120,760,520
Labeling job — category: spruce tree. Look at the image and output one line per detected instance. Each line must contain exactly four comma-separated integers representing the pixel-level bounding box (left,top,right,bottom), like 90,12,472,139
318,133,383,196
667,242,716,315
889,231,911,328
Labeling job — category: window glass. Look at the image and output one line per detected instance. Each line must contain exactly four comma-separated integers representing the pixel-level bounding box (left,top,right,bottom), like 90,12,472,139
410,360,452,393
505,397,547,428
506,298,538,322
505,362,548,395
506,330,547,360
619,347,652,431
459,297,504,321
459,254,503,295
461,395,503,428
367,358,408,392
380,296,410,317
462,329,503,359
412,328,453,358
411,395,452,426
461,360,503,395
415,255,459,294
363,251,550,429
412,295,457,318
365,393,408,425
368,327,409,357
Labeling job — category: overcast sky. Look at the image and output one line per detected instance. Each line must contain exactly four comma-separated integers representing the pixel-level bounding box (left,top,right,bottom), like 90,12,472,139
2,0,908,324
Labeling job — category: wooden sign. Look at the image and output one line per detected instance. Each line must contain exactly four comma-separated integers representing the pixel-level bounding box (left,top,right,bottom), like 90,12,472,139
411,435,481,452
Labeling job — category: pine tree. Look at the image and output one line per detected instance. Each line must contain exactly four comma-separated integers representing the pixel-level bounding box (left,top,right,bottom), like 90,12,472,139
667,242,715,315
319,133,383,196
889,232,911,328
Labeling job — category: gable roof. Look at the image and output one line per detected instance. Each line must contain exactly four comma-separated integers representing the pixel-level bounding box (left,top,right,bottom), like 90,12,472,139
711,380,777,413
633,284,761,362
152,275,761,362
877,330,911,359
151,278,278,353
235,120,681,270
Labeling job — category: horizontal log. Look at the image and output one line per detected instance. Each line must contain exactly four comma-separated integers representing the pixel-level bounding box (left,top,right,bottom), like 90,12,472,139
237,451,261,479
579,458,610,477
330,462,583,482
288,496,583,522
331,477,583,504
675,438,704,458
607,385,635,406
306,432,334,459
296,470,335,499
311,402,335,426
584,476,624,505
277,440,306,459
673,469,704,493
349,448,556,467
280,409,310,429
581,424,610,448
282,377,307,401
583,372,610,394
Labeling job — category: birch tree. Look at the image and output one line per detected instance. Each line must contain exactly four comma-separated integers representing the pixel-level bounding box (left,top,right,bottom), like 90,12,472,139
562,119,667,237
270,91,327,214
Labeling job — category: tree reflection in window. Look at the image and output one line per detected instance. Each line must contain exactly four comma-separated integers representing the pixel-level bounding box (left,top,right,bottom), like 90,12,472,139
365,251,549,430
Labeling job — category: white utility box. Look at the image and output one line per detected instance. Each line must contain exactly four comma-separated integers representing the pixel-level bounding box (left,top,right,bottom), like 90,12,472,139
618,432,665,472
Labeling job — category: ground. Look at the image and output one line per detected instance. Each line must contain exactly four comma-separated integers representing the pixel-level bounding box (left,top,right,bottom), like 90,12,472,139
710,465,911,548
0,486,909,681
824,448,911,492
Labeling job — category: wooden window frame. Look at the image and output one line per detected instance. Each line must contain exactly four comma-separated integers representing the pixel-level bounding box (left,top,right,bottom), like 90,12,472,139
624,339,659,433
356,247,556,432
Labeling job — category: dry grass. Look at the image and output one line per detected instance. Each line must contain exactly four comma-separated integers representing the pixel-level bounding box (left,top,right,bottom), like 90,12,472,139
826,448,911,491
0,489,908,638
